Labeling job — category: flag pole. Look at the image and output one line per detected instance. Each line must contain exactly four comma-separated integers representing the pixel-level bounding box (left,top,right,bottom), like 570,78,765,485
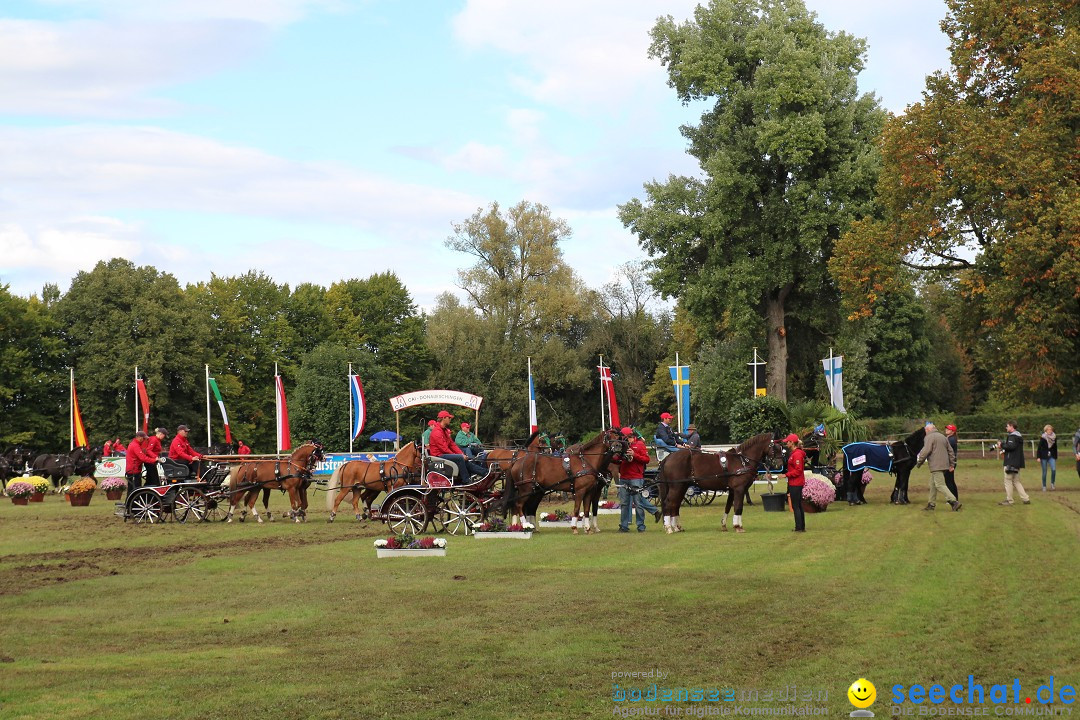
348,362,354,454
752,347,759,397
828,347,835,410
598,355,606,431
134,365,139,434
675,352,682,434
275,362,281,455
70,367,75,451
205,364,211,446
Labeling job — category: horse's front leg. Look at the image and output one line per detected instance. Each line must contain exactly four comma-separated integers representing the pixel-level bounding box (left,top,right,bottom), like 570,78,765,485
732,482,746,533
262,487,273,521
570,490,583,535
288,486,303,523
721,492,733,532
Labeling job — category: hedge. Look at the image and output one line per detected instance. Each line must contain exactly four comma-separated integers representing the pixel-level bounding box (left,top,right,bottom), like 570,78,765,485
867,406,1080,439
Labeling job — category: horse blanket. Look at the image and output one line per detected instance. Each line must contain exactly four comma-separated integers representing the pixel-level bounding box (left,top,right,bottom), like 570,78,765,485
842,442,893,473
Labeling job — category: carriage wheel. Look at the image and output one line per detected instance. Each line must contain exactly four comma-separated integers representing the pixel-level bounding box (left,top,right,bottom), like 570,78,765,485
700,490,719,506
684,485,702,506
438,491,483,535
129,491,164,524
173,487,208,523
385,495,427,535
202,494,230,522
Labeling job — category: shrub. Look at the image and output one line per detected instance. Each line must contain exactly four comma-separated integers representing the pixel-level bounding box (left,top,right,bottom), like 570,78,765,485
727,396,789,441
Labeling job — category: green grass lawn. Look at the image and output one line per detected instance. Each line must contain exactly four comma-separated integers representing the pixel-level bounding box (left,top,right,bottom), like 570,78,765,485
1,460,1078,719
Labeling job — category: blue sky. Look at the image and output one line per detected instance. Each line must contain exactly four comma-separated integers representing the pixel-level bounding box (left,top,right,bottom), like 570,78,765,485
0,0,952,308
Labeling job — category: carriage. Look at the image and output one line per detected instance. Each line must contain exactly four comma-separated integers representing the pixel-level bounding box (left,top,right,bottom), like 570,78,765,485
373,456,505,535
123,458,233,524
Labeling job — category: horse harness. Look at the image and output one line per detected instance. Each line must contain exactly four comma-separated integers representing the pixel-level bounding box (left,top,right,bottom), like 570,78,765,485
664,447,775,485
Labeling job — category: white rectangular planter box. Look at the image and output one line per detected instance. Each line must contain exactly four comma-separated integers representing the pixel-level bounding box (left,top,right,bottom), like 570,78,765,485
474,531,533,540
539,521,574,528
376,548,446,558
596,508,621,515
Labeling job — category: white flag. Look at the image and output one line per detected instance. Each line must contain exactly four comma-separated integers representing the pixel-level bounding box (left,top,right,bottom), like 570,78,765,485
822,356,846,412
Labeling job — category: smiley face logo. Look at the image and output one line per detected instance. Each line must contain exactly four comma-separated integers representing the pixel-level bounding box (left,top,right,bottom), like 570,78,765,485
848,679,876,709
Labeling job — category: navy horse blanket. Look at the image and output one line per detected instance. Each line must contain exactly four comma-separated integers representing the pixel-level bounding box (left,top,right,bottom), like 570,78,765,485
841,442,894,473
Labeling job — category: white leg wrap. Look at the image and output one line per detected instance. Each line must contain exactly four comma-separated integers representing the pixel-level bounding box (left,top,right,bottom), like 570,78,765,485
570,516,577,528
734,514,742,527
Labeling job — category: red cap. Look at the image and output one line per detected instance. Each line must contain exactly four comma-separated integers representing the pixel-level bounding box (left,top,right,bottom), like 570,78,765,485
660,412,674,420
461,422,470,430
621,427,634,436
783,433,800,443
427,420,437,426
437,410,454,419
945,424,957,432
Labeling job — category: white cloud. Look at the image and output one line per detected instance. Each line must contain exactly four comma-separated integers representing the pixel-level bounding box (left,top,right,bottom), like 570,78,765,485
0,18,266,117
1,217,142,273
441,141,508,175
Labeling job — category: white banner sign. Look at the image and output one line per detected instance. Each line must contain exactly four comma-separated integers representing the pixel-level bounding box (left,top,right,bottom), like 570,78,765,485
389,389,483,412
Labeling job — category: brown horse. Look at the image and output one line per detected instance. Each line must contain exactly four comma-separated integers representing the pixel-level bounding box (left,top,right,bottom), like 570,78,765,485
656,433,784,534
324,442,423,522
503,428,629,534
226,441,325,523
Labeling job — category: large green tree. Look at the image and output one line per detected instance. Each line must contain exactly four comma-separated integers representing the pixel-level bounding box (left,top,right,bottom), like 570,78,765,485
620,0,886,400
831,0,1079,402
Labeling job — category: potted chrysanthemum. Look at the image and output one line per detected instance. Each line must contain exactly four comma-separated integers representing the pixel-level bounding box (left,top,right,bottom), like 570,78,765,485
801,474,836,513
100,477,126,501
6,481,35,505
374,533,447,558
28,476,50,502
66,478,97,507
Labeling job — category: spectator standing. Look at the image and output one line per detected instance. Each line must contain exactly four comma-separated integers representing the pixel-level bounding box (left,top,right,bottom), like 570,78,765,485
943,424,960,500
617,427,659,532
103,439,114,457
997,421,1030,506
237,440,251,456
422,419,437,447
915,422,961,512
1074,425,1080,482
1037,425,1057,491
783,433,806,532
112,437,126,456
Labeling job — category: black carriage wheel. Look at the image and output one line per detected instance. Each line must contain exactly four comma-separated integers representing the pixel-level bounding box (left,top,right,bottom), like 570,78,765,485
385,495,427,535
129,491,164,525
700,490,719,506
173,487,208,523
438,491,483,536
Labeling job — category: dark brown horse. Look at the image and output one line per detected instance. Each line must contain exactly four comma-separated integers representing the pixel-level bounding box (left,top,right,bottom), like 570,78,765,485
324,442,423,522
226,441,324,523
656,433,784,534
503,428,629,534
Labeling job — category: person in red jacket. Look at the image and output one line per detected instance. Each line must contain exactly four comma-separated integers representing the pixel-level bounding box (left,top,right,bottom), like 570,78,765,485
783,433,807,532
428,410,487,483
103,439,113,457
124,431,157,496
112,437,126,456
143,428,167,486
168,425,204,478
237,440,251,456
617,426,660,532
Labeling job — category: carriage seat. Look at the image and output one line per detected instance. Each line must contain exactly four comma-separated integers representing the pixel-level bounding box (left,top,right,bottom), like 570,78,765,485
424,457,458,488
161,458,193,481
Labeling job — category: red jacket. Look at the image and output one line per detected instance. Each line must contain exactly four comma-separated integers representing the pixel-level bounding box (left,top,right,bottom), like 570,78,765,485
103,441,113,456
113,441,126,454
617,438,650,480
169,435,202,462
145,436,163,461
238,443,251,455
125,439,156,474
786,447,806,487
428,425,463,457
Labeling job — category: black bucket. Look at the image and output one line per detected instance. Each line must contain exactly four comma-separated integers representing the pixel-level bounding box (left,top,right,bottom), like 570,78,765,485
760,492,788,512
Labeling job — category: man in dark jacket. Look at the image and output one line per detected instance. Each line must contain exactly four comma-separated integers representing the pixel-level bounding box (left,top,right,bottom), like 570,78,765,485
943,424,960,499
654,413,685,457
997,421,1030,506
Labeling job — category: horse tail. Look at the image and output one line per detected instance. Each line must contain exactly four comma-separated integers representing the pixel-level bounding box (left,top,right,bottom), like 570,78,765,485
326,463,344,512
227,464,240,491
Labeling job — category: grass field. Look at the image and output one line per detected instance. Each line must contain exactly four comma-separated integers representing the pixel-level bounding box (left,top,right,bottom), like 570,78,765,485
1,459,1078,719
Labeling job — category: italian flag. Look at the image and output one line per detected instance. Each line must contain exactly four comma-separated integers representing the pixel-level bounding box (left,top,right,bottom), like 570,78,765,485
208,377,232,444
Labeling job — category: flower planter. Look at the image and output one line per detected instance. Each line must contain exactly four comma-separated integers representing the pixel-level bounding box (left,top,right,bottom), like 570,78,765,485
801,499,826,514
30,492,45,503
376,548,446,558
596,508,620,515
105,489,124,501
64,492,72,504
760,493,788,512
474,531,533,540
10,497,29,505
539,520,574,528
69,492,94,507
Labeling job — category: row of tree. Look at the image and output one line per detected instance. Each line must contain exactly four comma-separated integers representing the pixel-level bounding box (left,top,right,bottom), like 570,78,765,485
1,0,1073,453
